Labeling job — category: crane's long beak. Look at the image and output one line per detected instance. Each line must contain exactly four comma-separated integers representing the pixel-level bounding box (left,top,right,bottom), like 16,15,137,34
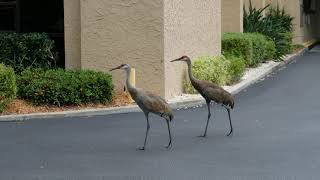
109,65,122,71
170,58,181,62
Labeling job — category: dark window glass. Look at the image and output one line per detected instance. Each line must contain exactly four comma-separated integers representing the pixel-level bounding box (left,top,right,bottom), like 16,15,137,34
0,0,16,31
0,6,15,31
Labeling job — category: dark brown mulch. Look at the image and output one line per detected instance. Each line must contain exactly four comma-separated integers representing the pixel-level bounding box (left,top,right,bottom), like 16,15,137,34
1,91,133,115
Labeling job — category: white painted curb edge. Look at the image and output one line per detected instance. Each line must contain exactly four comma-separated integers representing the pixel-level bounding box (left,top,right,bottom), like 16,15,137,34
0,48,308,122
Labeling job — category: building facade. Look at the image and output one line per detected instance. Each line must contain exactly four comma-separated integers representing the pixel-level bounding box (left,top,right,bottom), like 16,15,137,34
222,0,320,45
64,0,221,99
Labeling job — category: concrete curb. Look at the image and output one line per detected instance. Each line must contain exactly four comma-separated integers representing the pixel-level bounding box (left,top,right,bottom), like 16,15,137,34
0,48,309,122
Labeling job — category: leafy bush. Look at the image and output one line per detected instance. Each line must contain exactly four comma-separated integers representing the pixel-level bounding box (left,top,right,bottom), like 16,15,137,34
244,2,270,33
17,69,113,106
0,33,57,74
226,56,246,84
265,40,276,60
183,56,230,94
222,33,253,66
246,33,273,66
0,64,17,112
264,6,293,33
243,1,294,59
275,32,293,58
222,32,276,67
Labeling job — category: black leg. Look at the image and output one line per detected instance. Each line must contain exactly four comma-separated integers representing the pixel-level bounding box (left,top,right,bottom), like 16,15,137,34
139,113,150,150
226,108,233,136
165,119,172,149
199,101,211,137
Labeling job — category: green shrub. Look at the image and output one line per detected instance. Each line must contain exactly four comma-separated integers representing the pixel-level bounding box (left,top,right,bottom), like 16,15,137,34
244,1,270,33
183,56,230,94
246,33,272,66
243,2,294,59
0,64,17,112
275,32,293,59
226,56,246,84
17,69,113,106
222,32,275,67
0,33,57,74
265,40,276,60
222,32,253,66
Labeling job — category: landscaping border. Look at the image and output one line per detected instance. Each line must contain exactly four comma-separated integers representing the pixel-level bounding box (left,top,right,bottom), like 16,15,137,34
0,47,310,122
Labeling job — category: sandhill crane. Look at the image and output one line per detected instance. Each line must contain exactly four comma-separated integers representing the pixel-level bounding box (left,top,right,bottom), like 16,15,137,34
110,64,174,150
171,56,234,137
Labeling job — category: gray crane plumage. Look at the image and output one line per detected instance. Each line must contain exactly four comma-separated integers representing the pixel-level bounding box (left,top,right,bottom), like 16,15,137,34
110,64,173,150
171,56,234,137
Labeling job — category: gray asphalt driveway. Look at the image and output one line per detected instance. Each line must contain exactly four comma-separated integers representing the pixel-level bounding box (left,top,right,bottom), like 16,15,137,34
1,47,320,179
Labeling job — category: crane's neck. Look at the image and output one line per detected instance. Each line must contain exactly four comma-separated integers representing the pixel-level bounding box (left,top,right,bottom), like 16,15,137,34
125,67,135,93
186,60,197,84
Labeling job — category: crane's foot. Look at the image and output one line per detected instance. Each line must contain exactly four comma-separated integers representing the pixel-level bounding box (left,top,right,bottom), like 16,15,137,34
137,146,146,151
197,134,207,138
226,130,233,137
165,141,172,149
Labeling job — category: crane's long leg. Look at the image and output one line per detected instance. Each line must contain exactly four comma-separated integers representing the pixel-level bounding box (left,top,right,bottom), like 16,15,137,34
139,112,150,150
165,119,172,149
226,108,233,136
199,100,211,137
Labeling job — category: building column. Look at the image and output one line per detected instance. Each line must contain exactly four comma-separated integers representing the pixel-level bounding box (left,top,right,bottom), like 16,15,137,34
64,0,221,99
222,0,243,33
64,0,81,69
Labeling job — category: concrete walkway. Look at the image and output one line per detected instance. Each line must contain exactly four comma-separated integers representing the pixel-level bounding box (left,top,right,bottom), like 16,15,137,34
1,47,320,179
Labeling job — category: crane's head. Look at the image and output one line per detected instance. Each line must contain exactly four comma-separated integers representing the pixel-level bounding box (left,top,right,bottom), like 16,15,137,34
109,64,130,71
170,56,191,63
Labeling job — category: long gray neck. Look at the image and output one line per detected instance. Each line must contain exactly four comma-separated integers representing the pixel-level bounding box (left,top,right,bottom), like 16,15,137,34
186,60,196,83
125,67,135,92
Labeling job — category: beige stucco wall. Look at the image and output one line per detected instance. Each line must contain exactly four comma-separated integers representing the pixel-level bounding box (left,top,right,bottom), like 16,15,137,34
222,0,243,32
64,0,221,99
64,0,81,69
80,0,165,97
244,0,266,10
164,0,221,98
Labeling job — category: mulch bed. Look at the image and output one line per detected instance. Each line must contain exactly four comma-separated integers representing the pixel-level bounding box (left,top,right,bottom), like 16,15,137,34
1,91,133,115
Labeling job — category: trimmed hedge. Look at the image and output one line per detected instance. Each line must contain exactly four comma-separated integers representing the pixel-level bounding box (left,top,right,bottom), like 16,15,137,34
222,32,276,67
222,33,253,66
274,32,293,58
183,56,230,94
0,33,57,74
17,69,113,106
226,56,246,84
0,64,17,112
265,39,277,60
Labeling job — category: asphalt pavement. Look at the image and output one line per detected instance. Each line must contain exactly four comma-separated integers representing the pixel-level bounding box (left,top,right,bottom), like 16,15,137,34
1,47,320,179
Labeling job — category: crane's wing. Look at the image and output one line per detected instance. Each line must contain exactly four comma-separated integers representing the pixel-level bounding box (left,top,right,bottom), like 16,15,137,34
134,88,172,115
199,80,234,108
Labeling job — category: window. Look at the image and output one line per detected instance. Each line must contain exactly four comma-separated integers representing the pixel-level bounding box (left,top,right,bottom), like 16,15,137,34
0,0,19,31
0,0,65,68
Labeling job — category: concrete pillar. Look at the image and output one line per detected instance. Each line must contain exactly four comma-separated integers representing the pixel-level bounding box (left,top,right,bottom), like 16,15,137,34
64,0,221,99
64,0,81,69
164,0,221,98
222,0,243,32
